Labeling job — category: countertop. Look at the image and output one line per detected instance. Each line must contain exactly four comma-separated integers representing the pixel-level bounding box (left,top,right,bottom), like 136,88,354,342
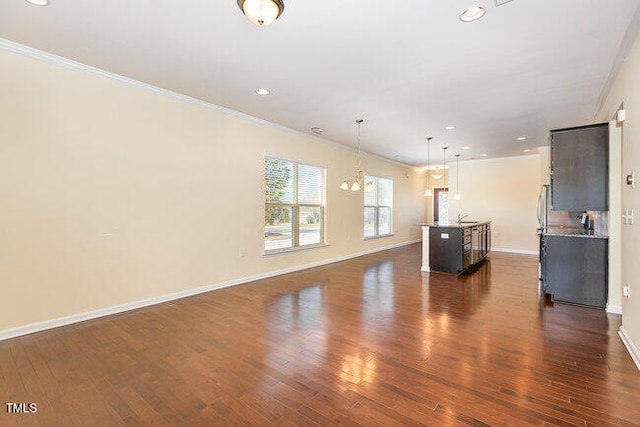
544,226,608,239
418,221,491,229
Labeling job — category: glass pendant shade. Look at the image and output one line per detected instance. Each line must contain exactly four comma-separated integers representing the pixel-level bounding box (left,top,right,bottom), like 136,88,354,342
238,0,284,26
340,180,349,191
454,193,461,200
424,188,433,197
350,181,361,192
365,181,374,192
431,167,443,180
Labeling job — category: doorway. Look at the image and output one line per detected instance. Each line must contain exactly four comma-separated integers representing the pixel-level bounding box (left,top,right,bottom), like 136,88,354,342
434,187,449,224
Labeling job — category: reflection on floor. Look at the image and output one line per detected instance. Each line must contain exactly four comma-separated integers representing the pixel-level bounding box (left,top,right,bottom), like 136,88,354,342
1,243,639,425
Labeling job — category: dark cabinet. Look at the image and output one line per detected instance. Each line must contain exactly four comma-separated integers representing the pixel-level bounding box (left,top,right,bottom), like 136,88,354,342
430,227,465,274
472,222,491,264
429,223,491,274
544,235,608,308
550,123,609,211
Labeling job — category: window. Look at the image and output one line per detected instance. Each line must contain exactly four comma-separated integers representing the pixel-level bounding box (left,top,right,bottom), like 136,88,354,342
264,157,325,253
364,175,393,238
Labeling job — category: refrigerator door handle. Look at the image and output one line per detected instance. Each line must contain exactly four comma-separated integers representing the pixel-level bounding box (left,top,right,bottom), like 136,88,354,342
536,192,542,225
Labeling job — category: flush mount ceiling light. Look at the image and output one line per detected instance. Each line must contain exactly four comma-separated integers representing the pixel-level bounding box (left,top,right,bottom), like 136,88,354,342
25,0,50,5
340,120,373,192
460,6,486,22
237,0,284,26
516,136,527,141
445,125,456,130
424,137,433,197
256,88,270,96
462,146,471,150
310,127,325,135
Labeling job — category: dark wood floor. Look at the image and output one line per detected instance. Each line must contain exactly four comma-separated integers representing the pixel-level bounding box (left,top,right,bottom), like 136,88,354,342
2,243,640,426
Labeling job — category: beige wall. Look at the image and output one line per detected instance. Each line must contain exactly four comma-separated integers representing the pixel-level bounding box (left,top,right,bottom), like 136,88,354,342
0,46,426,333
597,30,640,367
447,155,541,253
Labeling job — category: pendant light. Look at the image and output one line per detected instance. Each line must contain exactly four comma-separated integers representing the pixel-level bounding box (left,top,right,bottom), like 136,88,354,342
424,137,433,197
454,153,462,200
237,0,285,26
431,166,443,181
340,120,373,192
442,146,449,199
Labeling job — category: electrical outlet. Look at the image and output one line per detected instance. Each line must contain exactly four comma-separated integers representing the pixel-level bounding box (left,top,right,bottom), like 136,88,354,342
623,209,634,225
623,284,631,298
239,248,245,257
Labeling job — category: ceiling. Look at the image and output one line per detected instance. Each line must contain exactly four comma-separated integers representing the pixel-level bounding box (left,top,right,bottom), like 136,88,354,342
1,0,639,166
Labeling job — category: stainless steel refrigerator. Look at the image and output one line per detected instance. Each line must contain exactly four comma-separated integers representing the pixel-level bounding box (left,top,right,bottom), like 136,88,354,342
536,185,575,280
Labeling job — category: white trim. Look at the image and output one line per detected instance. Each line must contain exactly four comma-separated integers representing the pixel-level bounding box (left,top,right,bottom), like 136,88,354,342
262,243,329,257
491,247,538,255
364,233,395,241
619,326,640,371
421,225,430,273
593,3,640,121
607,305,623,315
0,38,409,169
0,239,420,341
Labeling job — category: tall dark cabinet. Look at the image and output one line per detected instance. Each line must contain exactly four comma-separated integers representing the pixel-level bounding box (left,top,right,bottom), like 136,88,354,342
550,123,609,211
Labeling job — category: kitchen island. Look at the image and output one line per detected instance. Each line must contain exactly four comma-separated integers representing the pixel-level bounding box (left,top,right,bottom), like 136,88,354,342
421,221,491,274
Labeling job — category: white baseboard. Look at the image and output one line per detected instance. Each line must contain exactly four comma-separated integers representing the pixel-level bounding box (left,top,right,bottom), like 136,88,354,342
491,247,538,255
607,305,623,315
0,239,420,341
619,326,640,371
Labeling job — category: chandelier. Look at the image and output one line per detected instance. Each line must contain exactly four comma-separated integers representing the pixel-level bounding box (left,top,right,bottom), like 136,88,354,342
340,120,373,192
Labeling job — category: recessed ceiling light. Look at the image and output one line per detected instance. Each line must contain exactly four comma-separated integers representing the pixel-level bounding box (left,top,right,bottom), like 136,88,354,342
462,146,471,150
26,0,49,5
523,149,531,153
256,88,270,96
516,136,527,141
460,6,486,22
481,153,488,157
445,126,456,130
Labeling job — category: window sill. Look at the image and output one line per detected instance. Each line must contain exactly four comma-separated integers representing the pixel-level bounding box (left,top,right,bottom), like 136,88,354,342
364,233,394,241
263,243,329,256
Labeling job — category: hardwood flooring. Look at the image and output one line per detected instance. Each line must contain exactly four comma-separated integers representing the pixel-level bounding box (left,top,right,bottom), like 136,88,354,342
1,243,640,426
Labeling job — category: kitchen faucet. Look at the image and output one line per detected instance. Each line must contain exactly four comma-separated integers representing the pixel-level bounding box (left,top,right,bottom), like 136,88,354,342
457,213,469,224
